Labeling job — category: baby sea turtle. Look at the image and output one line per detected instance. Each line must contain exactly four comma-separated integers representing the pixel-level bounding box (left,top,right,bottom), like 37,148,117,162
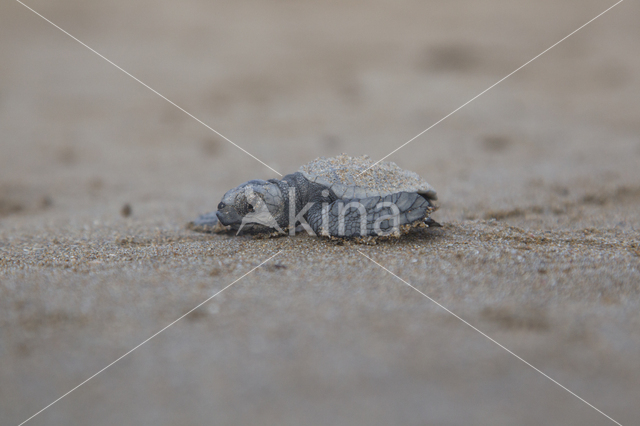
189,154,439,238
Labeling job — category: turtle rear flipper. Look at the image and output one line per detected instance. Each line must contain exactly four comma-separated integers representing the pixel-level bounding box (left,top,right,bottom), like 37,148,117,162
424,217,442,227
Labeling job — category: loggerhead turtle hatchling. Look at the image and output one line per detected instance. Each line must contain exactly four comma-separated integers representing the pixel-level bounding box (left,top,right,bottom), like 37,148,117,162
188,154,439,238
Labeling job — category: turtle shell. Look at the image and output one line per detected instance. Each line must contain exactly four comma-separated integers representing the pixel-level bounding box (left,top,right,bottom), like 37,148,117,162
299,154,437,200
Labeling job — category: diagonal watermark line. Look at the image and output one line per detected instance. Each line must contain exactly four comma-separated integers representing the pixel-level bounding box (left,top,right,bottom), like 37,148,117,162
359,0,624,176
15,0,283,177
358,250,623,426
17,251,283,426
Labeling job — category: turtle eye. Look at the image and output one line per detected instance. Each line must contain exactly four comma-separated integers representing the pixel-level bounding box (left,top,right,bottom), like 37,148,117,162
247,203,254,212
217,202,225,210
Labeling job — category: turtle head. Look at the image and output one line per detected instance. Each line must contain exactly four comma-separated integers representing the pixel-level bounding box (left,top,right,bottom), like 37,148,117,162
216,180,285,234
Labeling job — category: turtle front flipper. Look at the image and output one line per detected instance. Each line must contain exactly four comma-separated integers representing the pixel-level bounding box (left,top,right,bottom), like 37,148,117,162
306,192,436,238
187,211,232,234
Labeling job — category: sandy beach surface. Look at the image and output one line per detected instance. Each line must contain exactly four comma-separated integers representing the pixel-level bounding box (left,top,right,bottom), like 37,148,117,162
1,0,639,424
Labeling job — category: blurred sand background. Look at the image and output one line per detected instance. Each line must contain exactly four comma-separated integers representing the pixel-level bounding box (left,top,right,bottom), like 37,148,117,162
1,0,639,424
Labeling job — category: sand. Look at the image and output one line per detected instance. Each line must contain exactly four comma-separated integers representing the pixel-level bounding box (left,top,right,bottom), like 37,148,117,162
1,0,639,425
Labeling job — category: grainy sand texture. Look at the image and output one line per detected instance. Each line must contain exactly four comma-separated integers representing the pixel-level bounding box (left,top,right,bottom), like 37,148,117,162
1,0,639,425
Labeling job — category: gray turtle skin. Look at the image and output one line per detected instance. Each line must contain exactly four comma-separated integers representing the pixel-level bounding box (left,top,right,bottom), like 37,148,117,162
189,155,438,238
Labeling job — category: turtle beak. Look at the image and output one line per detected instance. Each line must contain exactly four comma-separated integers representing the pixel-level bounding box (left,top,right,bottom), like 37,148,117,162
216,208,242,227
